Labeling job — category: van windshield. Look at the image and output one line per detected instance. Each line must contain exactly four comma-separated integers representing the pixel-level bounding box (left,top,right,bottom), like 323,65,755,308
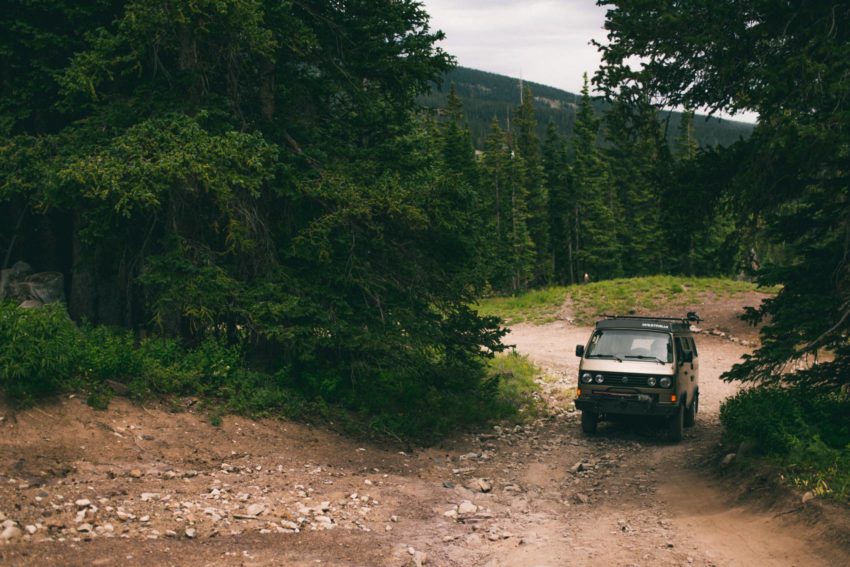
585,330,672,363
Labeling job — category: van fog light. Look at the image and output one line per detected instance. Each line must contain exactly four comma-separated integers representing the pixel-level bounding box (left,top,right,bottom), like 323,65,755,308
660,377,672,388
647,376,657,387
594,374,604,384
581,372,593,384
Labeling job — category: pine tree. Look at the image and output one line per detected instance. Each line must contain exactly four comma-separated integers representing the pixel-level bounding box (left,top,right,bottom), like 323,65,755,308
674,109,699,161
570,74,621,281
442,83,478,186
542,121,573,283
438,84,486,284
605,96,665,275
481,119,535,292
513,85,551,284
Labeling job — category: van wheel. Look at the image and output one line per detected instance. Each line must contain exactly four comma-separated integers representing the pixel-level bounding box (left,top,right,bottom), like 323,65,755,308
581,411,598,434
668,403,684,442
684,394,698,427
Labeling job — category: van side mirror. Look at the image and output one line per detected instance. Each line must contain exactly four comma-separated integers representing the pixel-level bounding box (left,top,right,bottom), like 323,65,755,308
681,350,694,363
575,345,585,357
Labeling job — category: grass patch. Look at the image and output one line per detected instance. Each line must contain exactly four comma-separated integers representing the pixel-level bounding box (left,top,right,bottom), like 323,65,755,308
488,351,539,402
720,387,850,503
475,287,570,325
476,276,776,326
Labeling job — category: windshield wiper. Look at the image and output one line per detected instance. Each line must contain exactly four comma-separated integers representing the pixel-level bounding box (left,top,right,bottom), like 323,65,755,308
588,354,624,362
624,355,666,364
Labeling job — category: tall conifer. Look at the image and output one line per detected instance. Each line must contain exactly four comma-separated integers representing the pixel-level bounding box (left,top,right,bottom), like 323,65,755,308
513,85,551,284
570,74,621,280
482,119,535,292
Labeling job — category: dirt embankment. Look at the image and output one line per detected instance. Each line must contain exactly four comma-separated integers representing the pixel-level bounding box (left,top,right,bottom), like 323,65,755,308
1,292,849,566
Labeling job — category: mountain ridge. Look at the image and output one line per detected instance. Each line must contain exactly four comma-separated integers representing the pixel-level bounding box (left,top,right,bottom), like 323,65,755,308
420,66,755,149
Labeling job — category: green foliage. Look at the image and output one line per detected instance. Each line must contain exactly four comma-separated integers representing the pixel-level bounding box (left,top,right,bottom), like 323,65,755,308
595,0,850,394
514,86,551,285
0,300,522,442
605,95,666,276
572,75,621,280
0,302,80,405
487,350,541,413
480,120,536,292
720,387,850,502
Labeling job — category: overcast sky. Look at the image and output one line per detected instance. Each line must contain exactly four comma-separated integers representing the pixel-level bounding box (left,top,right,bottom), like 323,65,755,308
423,0,607,96
422,0,758,123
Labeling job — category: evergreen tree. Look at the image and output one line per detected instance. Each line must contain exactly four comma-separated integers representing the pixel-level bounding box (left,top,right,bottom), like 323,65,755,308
481,119,535,292
441,84,478,186
674,109,699,160
605,95,665,275
662,108,740,276
596,0,850,391
0,0,513,418
513,85,551,284
439,84,484,283
542,122,574,283
570,74,621,281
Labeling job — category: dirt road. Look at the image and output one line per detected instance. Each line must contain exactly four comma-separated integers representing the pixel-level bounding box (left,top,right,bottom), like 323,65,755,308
1,315,848,566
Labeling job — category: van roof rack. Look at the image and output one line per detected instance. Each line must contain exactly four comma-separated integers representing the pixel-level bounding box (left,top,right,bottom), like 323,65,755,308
601,312,702,323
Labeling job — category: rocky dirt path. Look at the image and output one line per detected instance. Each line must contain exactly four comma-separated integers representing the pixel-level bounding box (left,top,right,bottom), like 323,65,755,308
1,316,848,566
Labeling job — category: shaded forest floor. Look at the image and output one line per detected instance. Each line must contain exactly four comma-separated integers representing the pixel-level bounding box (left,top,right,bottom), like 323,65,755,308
2,290,849,566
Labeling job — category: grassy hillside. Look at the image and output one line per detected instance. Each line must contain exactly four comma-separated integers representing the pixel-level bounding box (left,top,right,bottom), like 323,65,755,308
475,276,772,326
420,67,755,150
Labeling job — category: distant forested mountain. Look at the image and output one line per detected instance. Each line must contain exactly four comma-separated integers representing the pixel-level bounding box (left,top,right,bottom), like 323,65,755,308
420,67,754,149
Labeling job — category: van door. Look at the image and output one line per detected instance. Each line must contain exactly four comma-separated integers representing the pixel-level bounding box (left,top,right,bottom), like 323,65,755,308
687,336,699,392
674,337,695,402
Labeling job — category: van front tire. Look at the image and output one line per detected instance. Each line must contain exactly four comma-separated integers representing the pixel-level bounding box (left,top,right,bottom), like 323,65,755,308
581,411,598,434
668,403,684,442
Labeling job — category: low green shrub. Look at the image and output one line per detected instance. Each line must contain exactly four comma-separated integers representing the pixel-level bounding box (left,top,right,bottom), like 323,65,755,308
348,353,540,443
0,301,538,444
720,386,850,501
0,302,81,404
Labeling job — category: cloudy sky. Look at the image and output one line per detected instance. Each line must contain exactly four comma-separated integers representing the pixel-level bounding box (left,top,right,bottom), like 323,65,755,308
422,0,758,123
423,0,608,95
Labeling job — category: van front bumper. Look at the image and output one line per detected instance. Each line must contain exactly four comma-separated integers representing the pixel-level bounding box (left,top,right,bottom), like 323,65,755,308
575,392,679,418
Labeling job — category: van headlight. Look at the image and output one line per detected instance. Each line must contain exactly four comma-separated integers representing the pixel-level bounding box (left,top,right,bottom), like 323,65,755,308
659,377,672,388
647,376,657,387
581,372,593,384
594,374,604,384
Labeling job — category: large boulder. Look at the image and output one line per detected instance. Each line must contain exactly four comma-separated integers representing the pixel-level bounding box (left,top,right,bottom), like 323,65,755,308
0,261,65,306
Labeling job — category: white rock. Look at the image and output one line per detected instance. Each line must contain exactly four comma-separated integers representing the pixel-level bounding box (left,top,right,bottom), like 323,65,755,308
24,525,37,535
0,525,22,541
75,499,92,508
185,527,196,539
457,501,478,515
246,503,265,517
140,492,160,502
